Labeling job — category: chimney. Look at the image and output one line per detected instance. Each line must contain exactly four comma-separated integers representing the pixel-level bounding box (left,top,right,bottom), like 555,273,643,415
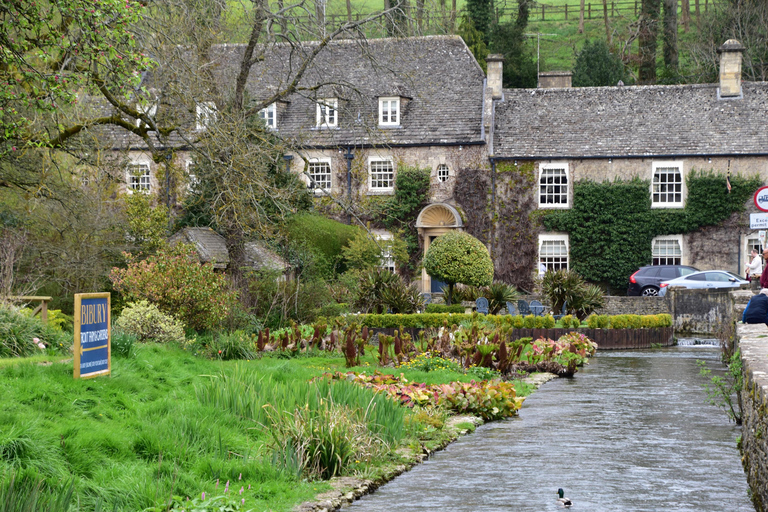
538,71,572,88
717,39,745,98
486,54,504,99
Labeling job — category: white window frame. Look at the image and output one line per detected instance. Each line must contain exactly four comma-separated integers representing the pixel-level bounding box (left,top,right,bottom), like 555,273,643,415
307,157,332,194
538,163,570,208
368,157,395,194
436,163,450,182
135,101,157,128
538,233,569,271
378,233,396,273
126,159,152,194
259,103,276,129
316,98,338,128
651,161,685,208
196,101,217,131
378,97,400,126
185,159,199,193
651,235,684,265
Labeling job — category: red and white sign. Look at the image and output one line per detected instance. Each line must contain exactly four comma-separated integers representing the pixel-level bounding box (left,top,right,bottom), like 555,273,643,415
755,186,768,212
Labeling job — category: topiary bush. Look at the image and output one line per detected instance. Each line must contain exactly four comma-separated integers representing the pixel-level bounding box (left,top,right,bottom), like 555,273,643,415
423,231,494,304
114,301,186,344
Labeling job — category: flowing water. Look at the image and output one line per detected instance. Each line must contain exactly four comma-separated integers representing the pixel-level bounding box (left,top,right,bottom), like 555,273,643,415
349,346,753,512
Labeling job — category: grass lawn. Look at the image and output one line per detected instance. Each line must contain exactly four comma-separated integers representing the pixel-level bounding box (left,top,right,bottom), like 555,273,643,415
0,343,535,511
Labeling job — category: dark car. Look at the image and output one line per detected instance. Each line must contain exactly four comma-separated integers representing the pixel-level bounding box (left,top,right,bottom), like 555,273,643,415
627,265,699,296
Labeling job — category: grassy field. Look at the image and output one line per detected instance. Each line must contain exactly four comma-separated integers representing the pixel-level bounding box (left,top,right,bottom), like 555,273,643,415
0,343,534,511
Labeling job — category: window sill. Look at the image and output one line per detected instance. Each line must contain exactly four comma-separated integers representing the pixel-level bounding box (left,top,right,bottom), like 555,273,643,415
538,203,571,209
650,203,685,209
366,189,394,196
378,124,402,129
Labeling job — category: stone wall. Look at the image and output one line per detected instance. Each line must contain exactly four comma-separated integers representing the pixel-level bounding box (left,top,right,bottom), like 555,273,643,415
518,294,669,316
666,287,736,335
738,323,768,512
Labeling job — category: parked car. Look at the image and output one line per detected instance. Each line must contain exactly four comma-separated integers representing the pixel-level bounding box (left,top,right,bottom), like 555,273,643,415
627,265,699,296
658,270,749,296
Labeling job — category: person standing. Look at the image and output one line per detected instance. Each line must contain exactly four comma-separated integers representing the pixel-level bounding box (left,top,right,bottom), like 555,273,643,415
746,249,763,290
761,249,768,289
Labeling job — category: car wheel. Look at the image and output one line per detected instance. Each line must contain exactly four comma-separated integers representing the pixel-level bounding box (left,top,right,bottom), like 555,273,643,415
641,286,660,297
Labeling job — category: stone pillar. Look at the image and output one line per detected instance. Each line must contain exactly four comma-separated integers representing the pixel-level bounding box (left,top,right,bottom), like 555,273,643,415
717,39,745,98
486,54,504,100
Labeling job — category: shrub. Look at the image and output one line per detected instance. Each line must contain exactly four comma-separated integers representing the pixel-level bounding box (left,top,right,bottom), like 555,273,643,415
425,304,465,314
111,330,136,358
110,243,237,332
423,231,494,304
209,331,258,361
482,281,519,314
541,314,556,328
523,315,536,328
586,314,611,329
315,302,351,318
114,301,186,344
380,279,424,314
285,213,360,277
0,306,70,357
542,269,606,319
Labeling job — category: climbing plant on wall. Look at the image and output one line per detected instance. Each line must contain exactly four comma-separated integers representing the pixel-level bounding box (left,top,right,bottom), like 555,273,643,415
456,161,539,291
542,171,761,292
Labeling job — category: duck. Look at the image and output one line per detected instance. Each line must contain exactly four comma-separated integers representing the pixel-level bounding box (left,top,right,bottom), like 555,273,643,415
557,488,573,508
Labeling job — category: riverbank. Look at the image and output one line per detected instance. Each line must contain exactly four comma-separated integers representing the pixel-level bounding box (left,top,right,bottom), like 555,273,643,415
295,372,559,512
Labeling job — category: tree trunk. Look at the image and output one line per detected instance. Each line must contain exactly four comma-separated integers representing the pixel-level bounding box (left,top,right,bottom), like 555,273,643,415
602,0,611,45
578,0,585,33
638,0,661,83
680,0,689,31
662,0,678,73
346,0,352,22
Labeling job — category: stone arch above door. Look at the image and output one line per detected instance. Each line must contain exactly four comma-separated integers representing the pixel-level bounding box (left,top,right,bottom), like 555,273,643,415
416,203,464,294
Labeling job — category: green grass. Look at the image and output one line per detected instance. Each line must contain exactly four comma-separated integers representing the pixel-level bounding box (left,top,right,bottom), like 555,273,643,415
0,343,536,511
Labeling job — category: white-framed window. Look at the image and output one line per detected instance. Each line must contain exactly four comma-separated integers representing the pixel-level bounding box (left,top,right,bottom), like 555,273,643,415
126,162,151,193
651,161,684,208
378,97,400,126
539,233,569,271
316,98,338,128
437,164,450,182
368,158,395,193
378,233,396,273
538,163,569,208
258,103,276,129
185,159,199,193
196,101,217,131
652,235,683,265
135,101,157,128
307,158,332,193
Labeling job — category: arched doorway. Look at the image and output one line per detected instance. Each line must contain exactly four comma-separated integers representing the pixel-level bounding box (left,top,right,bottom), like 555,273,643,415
415,203,464,294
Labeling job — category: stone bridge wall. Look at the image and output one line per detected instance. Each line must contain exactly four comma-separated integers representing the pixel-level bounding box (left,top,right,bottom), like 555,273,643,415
738,323,768,512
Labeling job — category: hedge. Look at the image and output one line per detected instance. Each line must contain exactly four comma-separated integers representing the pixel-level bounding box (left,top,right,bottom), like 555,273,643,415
337,313,672,330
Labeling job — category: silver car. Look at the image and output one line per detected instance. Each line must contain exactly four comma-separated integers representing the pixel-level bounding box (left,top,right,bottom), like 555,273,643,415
658,270,749,296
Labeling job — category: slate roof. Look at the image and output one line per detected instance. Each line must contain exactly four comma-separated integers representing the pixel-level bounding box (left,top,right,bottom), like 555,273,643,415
93,36,486,150
168,227,230,269
493,82,768,159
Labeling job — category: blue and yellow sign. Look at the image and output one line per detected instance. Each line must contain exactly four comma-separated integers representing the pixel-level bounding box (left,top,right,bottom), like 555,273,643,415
74,293,111,379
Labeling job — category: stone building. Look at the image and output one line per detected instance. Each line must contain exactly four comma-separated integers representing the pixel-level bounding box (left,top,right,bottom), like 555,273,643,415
102,35,768,293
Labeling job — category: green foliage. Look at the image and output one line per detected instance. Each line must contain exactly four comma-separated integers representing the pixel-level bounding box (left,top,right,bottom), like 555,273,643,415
0,306,70,357
341,231,407,272
111,330,137,358
698,350,743,424
423,231,494,303
114,300,186,344
458,14,490,73
586,314,611,329
208,332,259,361
125,193,169,254
543,172,762,291
425,304,466,314
572,40,629,87
0,470,75,512
489,1,537,88
285,214,360,277
110,243,238,332
484,282,520,314
353,268,423,314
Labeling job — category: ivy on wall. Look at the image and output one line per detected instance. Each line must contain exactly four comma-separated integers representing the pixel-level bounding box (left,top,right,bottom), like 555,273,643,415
542,171,762,292
456,162,539,291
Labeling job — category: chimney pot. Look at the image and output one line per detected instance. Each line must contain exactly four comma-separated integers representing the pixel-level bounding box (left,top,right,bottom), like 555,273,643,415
717,39,745,98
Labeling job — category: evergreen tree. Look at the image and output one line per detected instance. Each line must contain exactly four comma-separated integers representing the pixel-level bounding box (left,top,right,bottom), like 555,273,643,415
572,40,628,87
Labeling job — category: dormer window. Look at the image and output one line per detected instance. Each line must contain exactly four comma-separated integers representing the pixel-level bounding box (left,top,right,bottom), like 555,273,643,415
196,102,217,131
316,98,337,128
379,97,400,126
259,103,276,129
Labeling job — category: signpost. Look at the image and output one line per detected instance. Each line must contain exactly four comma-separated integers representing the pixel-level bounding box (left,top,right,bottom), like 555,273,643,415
74,293,111,379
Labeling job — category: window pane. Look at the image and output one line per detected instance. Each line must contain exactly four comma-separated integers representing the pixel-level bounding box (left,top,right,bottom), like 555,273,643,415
652,166,682,205
539,168,568,205
652,238,681,265
370,160,394,189
308,161,331,190
127,164,151,192
540,239,568,270
437,164,449,182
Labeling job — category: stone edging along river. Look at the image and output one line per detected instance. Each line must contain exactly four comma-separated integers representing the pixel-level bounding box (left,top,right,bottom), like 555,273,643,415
295,373,558,512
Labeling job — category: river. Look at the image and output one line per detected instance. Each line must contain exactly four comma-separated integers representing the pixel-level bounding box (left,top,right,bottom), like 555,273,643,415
348,346,753,511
